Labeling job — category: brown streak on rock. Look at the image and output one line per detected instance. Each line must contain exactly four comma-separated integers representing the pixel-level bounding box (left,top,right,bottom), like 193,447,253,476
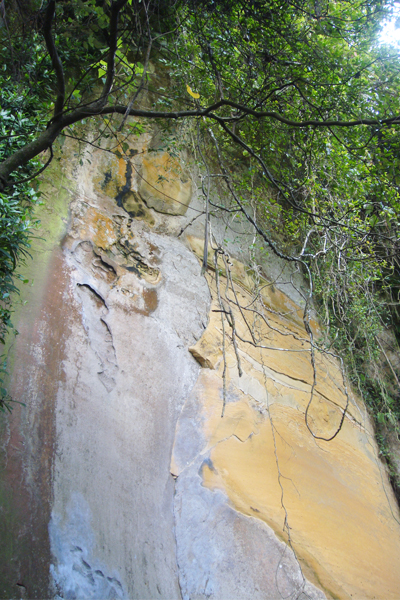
1,248,73,598
143,288,158,314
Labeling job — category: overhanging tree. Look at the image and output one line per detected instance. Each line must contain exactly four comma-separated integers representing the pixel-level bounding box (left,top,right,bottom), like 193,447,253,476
1,0,400,484
2,0,400,188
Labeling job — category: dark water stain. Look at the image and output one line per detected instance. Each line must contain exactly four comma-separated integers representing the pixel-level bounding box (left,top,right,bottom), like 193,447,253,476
102,169,112,191
113,161,154,226
0,248,74,598
125,264,142,278
115,161,133,209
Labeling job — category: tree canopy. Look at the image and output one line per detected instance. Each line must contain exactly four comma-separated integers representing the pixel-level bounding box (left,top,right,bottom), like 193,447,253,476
1,0,400,490
2,0,400,184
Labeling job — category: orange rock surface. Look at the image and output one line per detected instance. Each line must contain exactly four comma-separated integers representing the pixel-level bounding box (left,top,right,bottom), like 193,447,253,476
173,243,400,600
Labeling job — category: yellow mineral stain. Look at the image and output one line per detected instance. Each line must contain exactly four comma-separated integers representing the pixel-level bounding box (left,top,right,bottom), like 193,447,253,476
139,151,192,216
180,255,400,600
200,374,400,599
77,206,117,250
142,152,181,200
118,154,126,182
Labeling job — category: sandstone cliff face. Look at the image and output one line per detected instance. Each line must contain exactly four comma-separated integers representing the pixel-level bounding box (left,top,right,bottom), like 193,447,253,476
1,125,400,600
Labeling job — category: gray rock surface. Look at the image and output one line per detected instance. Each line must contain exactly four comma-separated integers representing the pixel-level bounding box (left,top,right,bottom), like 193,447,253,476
4,131,398,600
175,466,325,600
48,201,211,598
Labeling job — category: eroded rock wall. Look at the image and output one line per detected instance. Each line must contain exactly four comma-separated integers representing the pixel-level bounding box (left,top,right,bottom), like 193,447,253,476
1,124,400,600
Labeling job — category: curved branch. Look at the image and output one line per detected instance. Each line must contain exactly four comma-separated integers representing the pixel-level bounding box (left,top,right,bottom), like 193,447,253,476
6,146,54,187
102,100,400,128
2,91,400,192
0,120,61,191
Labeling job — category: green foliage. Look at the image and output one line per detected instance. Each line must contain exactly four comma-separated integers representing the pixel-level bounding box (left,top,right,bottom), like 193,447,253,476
0,77,42,412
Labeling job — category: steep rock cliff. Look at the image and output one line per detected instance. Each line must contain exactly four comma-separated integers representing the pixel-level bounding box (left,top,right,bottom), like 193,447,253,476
1,126,400,600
